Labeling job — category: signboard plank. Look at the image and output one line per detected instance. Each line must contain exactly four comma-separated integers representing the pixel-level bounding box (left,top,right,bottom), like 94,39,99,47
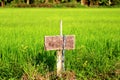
45,35,75,50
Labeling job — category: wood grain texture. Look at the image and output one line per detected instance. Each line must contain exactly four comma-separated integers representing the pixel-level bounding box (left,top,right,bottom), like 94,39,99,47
45,35,75,50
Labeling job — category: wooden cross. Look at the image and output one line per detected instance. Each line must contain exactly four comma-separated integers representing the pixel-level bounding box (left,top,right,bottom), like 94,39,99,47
44,20,75,76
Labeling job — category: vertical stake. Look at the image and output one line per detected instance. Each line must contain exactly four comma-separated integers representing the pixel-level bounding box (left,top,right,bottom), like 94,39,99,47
60,20,62,36
57,50,62,76
57,20,63,77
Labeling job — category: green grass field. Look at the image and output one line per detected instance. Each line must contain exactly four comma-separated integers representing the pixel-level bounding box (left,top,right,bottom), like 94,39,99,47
0,8,120,79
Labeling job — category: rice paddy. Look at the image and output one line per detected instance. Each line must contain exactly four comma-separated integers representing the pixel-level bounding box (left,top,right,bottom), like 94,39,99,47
0,8,120,79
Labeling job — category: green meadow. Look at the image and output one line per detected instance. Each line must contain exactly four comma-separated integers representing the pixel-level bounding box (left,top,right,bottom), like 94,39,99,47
0,8,120,79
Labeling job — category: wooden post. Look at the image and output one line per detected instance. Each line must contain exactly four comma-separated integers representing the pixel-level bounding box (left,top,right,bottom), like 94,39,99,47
44,20,75,77
57,50,63,76
57,20,63,76
60,20,62,36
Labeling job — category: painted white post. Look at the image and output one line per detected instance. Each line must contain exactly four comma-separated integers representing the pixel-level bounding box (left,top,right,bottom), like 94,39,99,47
44,20,75,77
57,20,63,77
60,20,62,36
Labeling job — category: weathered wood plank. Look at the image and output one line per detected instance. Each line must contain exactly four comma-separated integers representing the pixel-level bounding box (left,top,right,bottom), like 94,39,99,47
44,35,75,50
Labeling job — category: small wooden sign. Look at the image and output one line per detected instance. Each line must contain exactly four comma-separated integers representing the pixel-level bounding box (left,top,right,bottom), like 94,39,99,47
45,35,75,51
44,20,75,76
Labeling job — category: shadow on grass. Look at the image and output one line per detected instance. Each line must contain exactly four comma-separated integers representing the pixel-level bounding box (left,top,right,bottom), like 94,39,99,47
35,50,56,72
